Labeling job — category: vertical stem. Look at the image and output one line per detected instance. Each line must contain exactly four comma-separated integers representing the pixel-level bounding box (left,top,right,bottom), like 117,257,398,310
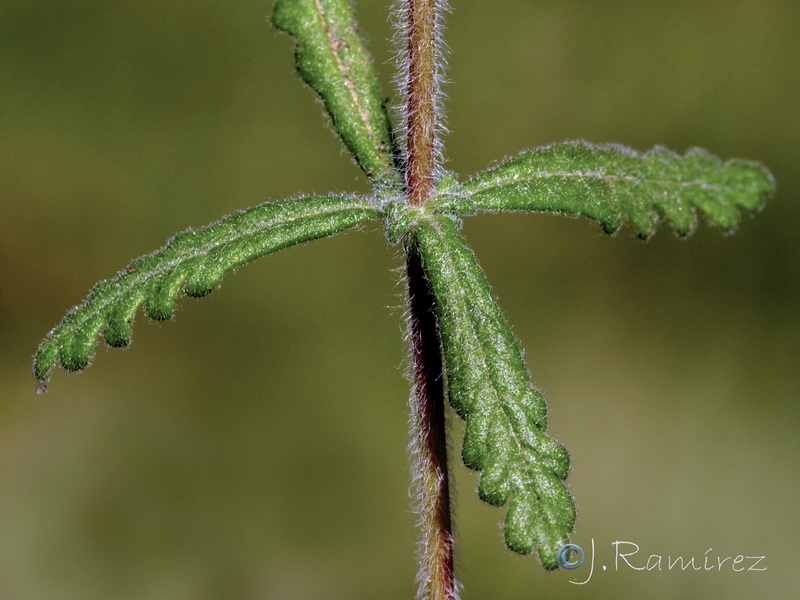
402,0,455,597
405,0,440,206
406,242,458,600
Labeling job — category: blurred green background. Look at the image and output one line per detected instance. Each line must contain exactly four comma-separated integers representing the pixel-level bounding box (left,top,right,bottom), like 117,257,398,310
1,1,798,598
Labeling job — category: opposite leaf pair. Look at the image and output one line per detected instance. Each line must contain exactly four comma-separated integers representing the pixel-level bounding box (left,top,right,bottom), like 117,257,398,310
34,0,773,571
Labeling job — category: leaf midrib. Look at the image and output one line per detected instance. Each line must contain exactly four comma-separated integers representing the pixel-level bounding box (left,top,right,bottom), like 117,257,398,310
312,0,391,174
54,201,377,341
430,219,527,461
463,170,751,196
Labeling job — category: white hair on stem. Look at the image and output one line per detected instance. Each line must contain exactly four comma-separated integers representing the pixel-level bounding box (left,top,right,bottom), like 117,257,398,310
394,1,459,596
404,245,461,600
391,0,451,205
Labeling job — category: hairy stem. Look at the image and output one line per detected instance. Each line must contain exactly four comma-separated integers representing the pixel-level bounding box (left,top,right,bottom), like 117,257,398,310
406,242,458,600
402,1,455,597
404,0,440,206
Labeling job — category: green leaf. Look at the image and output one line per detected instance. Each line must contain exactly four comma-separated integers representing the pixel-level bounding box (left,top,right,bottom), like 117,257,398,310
273,0,400,187
34,196,379,387
460,141,774,237
413,215,575,569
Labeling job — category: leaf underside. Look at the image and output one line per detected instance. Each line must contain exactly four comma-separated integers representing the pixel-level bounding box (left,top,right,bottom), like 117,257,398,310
273,0,400,187
461,141,774,237
415,215,576,569
34,196,379,386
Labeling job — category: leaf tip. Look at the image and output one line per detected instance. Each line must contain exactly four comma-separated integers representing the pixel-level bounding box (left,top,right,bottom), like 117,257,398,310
33,339,56,382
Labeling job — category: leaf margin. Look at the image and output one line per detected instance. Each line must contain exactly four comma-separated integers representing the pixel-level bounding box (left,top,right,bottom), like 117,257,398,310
273,0,401,188
34,195,380,388
413,214,576,568
458,141,774,237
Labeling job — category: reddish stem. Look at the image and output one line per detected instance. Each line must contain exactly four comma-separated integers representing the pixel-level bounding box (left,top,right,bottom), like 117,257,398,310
406,243,458,600
402,1,455,597
405,0,439,206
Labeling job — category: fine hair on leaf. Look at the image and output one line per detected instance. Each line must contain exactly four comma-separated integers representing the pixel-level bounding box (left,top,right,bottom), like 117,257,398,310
32,1,774,597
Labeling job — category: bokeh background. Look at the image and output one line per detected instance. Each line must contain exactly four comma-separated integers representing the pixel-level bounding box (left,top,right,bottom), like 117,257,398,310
1,1,798,598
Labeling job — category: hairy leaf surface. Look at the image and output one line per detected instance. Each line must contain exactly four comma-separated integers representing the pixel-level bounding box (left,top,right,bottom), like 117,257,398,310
274,0,400,187
461,142,774,237
414,216,575,569
34,196,379,386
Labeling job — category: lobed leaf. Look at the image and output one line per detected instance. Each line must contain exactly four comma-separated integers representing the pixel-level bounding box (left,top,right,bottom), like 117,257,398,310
273,0,400,187
414,215,576,569
34,196,380,387
460,141,774,237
